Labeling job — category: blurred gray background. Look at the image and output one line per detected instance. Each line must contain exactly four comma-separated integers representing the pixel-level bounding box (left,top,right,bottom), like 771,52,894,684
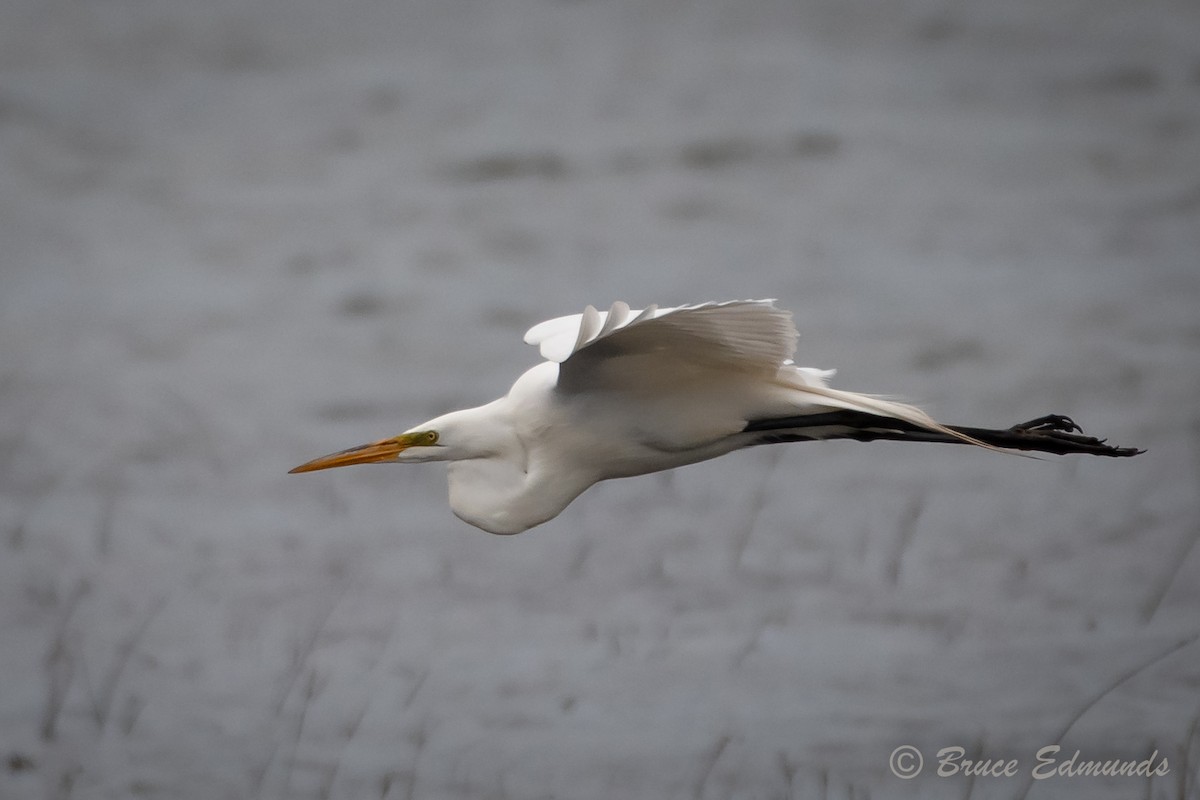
2,1,1198,798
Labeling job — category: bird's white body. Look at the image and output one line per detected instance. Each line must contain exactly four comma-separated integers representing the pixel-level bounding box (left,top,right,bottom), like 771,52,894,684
437,361,747,533
291,299,1137,534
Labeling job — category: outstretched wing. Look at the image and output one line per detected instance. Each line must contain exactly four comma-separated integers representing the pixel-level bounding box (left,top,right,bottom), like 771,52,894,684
523,300,797,394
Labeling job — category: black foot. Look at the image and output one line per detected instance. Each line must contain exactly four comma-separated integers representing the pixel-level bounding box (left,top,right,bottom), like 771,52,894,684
989,414,1143,457
1010,414,1082,434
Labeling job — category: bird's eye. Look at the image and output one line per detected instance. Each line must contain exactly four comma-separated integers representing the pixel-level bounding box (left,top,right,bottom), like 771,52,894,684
425,431,439,444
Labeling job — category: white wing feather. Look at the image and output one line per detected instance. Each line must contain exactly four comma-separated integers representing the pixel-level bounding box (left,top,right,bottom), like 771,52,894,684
523,299,796,372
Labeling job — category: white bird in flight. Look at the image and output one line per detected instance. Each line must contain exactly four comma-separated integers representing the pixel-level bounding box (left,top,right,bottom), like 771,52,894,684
290,300,1140,534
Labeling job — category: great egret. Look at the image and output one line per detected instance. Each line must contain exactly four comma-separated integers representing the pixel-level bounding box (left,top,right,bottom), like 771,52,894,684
290,300,1141,534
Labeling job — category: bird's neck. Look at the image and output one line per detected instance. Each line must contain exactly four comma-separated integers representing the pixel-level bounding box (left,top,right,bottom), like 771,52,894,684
436,400,592,534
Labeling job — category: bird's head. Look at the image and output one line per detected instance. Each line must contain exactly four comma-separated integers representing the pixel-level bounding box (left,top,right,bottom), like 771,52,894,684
288,428,446,473
288,405,507,474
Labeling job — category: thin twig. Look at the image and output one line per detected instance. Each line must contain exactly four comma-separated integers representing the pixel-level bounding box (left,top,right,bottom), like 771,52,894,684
961,735,985,800
566,540,591,579
1015,631,1200,800
403,720,429,800
253,583,350,797
320,608,404,799
776,751,798,799
282,669,322,800
1179,703,1200,800
85,596,166,730
693,734,732,799
271,583,349,717
94,472,121,557
885,491,926,587
731,448,783,570
1141,525,1200,622
318,699,372,800
402,668,429,710
1143,428,1200,621
40,578,90,741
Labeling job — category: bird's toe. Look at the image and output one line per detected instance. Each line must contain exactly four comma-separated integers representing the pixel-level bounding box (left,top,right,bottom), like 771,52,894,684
1010,414,1081,434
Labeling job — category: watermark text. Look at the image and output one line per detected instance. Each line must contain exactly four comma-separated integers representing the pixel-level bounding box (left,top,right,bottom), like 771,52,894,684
888,744,1169,780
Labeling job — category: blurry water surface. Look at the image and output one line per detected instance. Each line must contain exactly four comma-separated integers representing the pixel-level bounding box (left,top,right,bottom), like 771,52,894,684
2,1,1198,798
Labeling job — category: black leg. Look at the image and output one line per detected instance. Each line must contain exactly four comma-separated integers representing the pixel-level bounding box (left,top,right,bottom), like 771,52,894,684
744,410,1143,457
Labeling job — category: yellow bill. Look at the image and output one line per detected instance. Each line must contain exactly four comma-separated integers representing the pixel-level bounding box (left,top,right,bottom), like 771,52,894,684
289,431,436,473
